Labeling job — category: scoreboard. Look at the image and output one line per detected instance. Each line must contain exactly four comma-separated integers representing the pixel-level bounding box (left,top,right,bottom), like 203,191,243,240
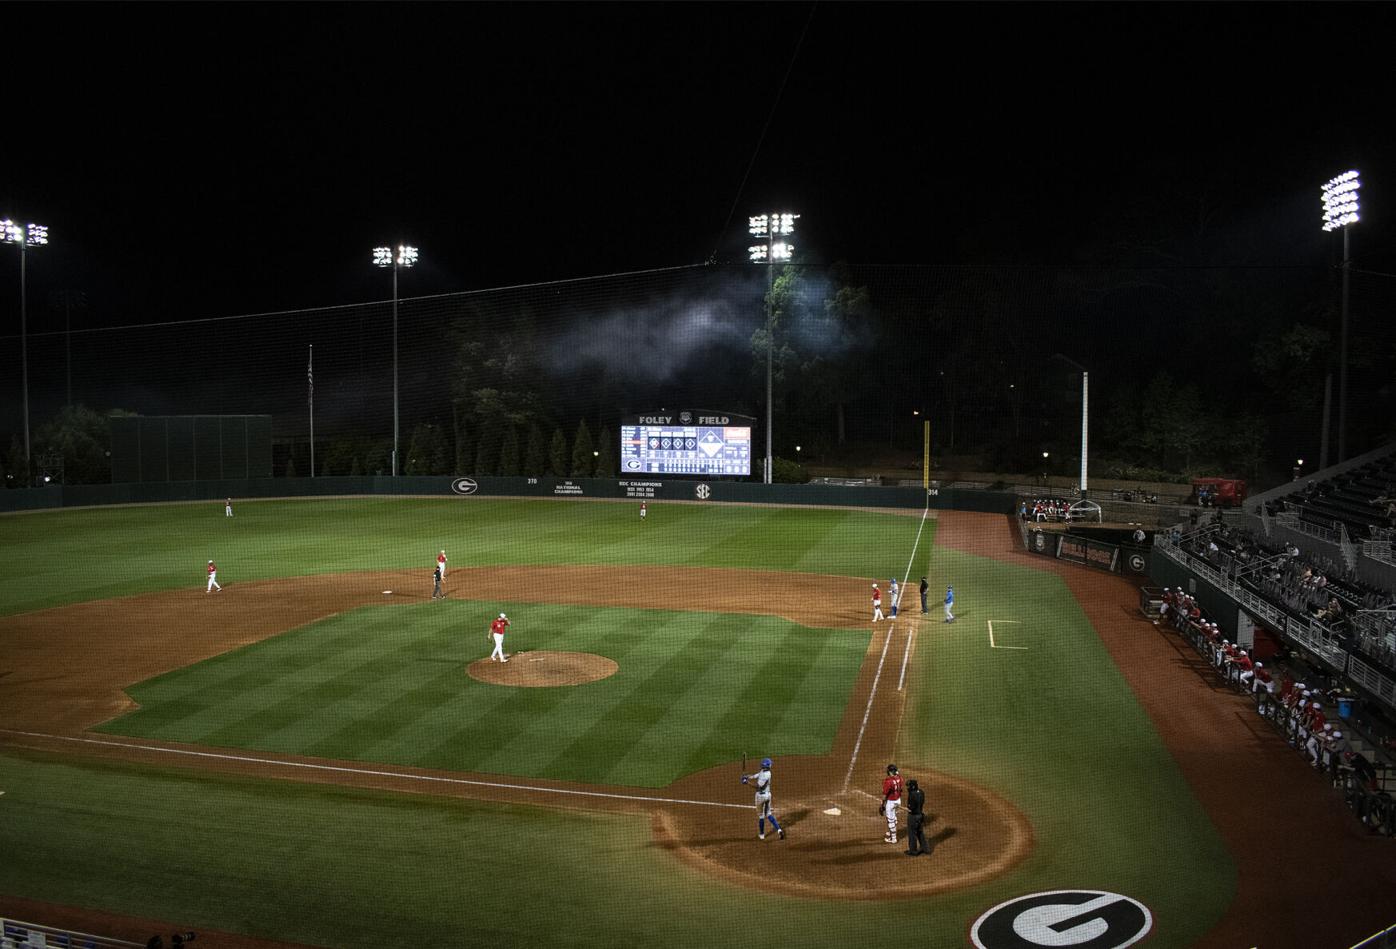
619,413,753,476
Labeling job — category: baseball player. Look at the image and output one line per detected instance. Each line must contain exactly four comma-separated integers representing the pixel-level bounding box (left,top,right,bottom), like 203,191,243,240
437,549,448,579
881,763,904,843
206,560,221,593
224,497,233,517
432,565,444,600
889,578,899,618
741,757,785,840
640,500,647,521
488,613,511,662
944,585,955,623
871,583,884,622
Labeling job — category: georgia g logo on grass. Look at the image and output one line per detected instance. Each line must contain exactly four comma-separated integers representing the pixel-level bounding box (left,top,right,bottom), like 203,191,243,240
450,478,479,496
971,890,1152,949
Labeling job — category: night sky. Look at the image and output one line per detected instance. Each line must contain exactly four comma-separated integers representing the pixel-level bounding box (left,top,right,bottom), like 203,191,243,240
4,3,1392,330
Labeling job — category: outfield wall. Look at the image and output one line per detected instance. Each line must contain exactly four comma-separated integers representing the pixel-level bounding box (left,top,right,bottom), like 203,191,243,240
0,475,1015,515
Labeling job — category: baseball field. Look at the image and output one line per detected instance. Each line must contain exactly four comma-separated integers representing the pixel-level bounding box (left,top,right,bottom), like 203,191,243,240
1,496,1392,948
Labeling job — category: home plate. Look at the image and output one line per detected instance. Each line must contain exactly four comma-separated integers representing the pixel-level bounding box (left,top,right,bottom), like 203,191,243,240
382,590,393,595
823,806,841,816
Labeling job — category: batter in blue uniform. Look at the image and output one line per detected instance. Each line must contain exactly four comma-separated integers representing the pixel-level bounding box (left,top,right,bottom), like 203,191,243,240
741,757,786,840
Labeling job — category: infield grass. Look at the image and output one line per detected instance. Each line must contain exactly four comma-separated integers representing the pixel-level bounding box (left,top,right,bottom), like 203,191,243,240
95,602,868,787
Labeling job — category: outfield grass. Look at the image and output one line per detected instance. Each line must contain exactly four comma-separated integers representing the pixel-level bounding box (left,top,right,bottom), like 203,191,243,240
96,602,868,787
895,546,1236,946
0,498,922,616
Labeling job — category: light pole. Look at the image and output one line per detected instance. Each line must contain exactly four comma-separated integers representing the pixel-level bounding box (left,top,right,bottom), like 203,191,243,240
2,219,48,479
1051,353,1089,494
1322,170,1360,462
373,244,418,476
749,212,798,484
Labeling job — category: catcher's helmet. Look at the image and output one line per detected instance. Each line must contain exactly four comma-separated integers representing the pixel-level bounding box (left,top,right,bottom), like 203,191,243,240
886,763,898,775
761,757,772,769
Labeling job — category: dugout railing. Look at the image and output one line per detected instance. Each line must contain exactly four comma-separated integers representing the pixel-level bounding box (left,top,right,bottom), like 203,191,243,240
2,916,145,949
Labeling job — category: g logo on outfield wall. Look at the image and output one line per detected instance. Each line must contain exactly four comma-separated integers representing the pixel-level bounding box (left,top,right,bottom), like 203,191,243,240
695,484,711,500
971,890,1152,949
1127,553,1146,573
450,478,479,496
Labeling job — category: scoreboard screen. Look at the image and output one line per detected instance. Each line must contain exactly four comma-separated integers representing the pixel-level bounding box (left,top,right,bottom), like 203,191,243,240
619,424,752,476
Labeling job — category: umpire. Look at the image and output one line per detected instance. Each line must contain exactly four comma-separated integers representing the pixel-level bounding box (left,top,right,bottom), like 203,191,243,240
904,778,928,857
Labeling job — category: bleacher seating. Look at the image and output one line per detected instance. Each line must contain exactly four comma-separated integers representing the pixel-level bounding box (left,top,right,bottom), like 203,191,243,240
1270,455,1396,541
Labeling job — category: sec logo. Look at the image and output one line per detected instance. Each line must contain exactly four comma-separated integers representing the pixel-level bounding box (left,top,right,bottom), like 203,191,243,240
695,484,711,500
971,890,1152,949
450,478,479,496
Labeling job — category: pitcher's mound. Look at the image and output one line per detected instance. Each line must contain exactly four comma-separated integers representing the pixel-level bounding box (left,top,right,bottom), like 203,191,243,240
467,651,618,687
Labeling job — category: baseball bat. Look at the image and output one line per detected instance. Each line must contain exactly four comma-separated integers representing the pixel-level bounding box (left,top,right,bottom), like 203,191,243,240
741,752,746,780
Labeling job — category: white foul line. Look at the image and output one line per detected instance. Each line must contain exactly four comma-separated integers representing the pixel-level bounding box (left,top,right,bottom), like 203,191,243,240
0,729,750,810
897,629,915,692
987,619,1027,650
843,625,894,792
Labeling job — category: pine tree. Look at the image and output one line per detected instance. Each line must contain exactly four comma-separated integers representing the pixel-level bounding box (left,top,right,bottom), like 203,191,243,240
498,425,521,476
570,420,594,477
549,428,568,477
523,423,546,476
594,427,616,477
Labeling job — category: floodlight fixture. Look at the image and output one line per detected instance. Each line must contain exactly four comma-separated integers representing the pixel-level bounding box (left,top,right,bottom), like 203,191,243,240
747,209,799,484
372,241,421,476
2,217,48,477
1321,170,1360,231
748,215,769,237
748,244,768,263
769,241,794,261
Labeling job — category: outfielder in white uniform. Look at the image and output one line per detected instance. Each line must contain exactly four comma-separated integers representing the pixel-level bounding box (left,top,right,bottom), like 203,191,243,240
741,757,785,840
206,560,221,593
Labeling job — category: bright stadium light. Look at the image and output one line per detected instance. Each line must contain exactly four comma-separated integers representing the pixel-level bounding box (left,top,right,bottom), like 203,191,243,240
2,217,48,480
748,210,799,484
372,242,420,476
1320,169,1360,462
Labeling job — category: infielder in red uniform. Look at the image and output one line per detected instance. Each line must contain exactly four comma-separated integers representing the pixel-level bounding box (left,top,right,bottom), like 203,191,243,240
881,763,904,843
206,560,221,593
437,549,448,578
871,584,884,622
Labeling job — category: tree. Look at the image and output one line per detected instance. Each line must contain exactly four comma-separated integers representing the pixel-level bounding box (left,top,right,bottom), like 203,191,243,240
497,425,521,476
3,436,23,488
405,422,449,475
33,404,116,484
523,423,546,476
549,428,568,477
570,420,594,476
594,428,615,477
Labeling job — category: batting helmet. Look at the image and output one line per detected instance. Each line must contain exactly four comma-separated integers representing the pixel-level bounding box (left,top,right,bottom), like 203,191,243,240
761,758,772,769
886,763,898,775
499,613,507,619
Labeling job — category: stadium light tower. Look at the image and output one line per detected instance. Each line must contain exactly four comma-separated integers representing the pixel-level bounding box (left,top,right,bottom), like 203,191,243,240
1321,170,1360,462
1051,353,1089,494
2,219,48,480
373,244,418,476
749,212,798,484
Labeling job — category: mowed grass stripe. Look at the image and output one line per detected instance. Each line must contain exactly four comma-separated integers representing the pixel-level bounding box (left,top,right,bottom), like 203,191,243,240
526,612,746,783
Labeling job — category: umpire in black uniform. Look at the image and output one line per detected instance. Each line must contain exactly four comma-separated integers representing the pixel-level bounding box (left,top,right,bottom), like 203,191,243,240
904,778,928,856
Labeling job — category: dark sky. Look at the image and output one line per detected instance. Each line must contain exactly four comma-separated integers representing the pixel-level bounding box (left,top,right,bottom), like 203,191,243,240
2,2,1393,330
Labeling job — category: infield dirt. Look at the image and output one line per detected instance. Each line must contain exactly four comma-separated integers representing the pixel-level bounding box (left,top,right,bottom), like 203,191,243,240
0,557,1031,906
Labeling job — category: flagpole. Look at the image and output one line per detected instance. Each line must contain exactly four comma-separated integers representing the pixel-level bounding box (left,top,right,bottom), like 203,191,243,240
308,344,315,478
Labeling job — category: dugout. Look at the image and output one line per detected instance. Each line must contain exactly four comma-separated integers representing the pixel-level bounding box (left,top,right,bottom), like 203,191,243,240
110,415,272,483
